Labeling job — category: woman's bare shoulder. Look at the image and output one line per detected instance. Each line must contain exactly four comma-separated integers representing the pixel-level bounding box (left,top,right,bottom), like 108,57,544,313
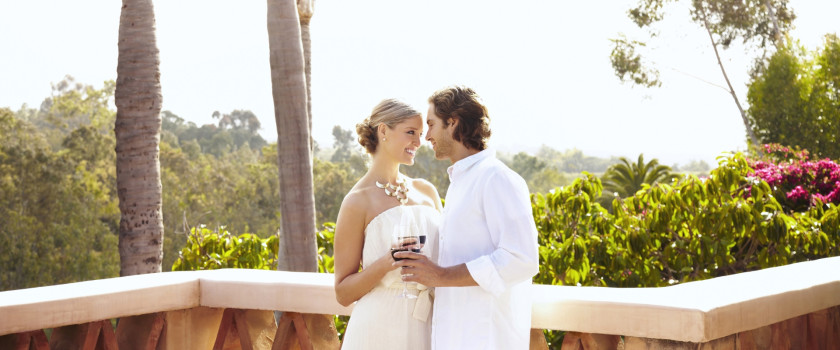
406,177,435,194
340,183,373,211
406,177,441,210
339,181,391,221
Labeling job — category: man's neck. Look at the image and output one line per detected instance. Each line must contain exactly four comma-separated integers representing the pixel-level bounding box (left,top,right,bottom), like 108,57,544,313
448,145,481,164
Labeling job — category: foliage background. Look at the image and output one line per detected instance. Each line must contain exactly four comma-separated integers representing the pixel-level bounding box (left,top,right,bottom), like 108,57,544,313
2,77,650,291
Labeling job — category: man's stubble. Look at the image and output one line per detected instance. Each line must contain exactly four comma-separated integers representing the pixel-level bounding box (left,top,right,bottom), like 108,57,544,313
434,131,455,161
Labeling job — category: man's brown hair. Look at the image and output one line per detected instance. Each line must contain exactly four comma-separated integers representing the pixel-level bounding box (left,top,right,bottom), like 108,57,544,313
428,86,491,151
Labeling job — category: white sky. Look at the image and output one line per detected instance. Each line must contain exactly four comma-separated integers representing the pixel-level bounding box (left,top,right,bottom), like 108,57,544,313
1,1,837,166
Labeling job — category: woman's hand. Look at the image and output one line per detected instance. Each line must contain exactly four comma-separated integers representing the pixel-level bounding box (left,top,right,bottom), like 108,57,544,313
377,251,401,270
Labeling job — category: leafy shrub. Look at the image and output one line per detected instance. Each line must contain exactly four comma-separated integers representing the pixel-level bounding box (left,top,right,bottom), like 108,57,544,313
316,223,336,273
533,152,839,290
171,226,278,271
532,151,840,347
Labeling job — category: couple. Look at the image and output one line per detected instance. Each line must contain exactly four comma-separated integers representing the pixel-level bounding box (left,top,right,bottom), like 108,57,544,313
333,86,540,349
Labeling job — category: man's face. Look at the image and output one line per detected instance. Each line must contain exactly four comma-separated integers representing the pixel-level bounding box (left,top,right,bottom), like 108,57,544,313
425,103,455,161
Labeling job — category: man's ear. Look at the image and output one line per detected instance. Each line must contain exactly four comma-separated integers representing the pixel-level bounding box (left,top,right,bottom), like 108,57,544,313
447,117,459,130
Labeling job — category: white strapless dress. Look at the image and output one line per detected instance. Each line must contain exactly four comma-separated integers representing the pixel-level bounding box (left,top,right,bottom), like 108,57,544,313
341,205,440,350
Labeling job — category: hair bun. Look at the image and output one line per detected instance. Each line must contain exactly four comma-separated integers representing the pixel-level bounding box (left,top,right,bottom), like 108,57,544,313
356,118,378,153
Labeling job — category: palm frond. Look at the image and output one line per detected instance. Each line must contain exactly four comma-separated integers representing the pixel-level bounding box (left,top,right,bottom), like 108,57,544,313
602,153,673,198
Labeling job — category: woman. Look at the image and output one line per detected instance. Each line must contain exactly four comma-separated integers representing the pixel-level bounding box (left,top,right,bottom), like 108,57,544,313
334,99,442,349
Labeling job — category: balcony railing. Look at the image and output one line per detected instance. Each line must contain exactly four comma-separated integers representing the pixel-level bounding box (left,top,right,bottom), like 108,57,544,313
1,257,839,349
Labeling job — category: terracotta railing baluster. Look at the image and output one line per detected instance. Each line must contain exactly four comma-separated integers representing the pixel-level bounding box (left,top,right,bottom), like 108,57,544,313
146,313,165,350
529,329,548,349
291,312,313,350
560,332,584,350
7,330,49,350
214,309,238,350
272,312,314,350
116,312,166,350
104,320,119,350
234,309,254,350
50,320,117,350
272,312,295,350
213,308,261,350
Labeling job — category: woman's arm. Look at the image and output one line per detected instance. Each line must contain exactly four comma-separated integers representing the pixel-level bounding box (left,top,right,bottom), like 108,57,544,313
333,193,396,306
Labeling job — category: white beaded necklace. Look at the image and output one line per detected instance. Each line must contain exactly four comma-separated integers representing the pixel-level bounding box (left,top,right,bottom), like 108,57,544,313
375,178,409,205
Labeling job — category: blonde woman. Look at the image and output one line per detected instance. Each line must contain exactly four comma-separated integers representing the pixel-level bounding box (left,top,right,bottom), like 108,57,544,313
334,99,442,349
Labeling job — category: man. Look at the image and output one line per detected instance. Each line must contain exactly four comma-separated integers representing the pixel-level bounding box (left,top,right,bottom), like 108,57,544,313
395,86,540,349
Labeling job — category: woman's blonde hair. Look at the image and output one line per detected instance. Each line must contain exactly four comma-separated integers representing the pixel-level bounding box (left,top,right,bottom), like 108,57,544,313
355,99,421,154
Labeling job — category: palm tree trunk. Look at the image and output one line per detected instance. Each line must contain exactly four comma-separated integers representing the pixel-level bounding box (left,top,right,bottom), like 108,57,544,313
298,0,315,152
699,5,762,150
115,0,164,276
267,0,318,273
268,2,338,345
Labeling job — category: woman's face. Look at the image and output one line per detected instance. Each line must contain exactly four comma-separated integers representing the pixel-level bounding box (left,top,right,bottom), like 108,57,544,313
379,114,423,165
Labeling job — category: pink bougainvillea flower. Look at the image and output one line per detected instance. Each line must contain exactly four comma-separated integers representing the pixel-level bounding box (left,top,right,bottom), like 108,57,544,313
786,185,810,202
748,144,840,210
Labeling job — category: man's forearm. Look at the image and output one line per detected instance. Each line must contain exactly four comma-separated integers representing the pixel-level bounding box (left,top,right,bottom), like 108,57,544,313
441,263,479,287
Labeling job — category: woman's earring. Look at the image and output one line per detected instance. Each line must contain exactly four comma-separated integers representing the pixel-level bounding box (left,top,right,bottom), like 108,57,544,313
383,137,387,141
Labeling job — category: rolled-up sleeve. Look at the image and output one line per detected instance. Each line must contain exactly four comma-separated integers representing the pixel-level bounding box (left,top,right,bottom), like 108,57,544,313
465,169,539,297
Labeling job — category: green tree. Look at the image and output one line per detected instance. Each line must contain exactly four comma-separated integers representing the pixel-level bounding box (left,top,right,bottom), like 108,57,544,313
311,126,367,224
610,0,796,148
43,76,116,133
3,76,311,286
21,76,116,151
747,35,840,159
601,154,673,198
676,159,712,174
528,168,569,195
161,110,191,135
508,152,547,180
536,146,615,173
329,125,359,163
165,110,268,158
1,104,120,291
505,152,570,194
212,109,262,134
158,140,282,270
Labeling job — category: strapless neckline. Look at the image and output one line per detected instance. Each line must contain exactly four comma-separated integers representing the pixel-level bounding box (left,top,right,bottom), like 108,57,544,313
366,205,438,230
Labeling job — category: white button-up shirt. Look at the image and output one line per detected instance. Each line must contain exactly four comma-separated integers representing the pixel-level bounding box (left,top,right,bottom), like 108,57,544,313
431,149,540,349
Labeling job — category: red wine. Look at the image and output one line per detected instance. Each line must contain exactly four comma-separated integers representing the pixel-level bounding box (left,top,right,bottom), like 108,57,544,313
391,248,421,261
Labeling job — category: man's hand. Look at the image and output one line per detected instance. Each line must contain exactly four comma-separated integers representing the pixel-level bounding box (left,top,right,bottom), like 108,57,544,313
393,252,478,287
392,252,446,286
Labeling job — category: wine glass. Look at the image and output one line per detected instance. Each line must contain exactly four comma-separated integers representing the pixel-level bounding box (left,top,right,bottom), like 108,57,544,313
391,222,420,299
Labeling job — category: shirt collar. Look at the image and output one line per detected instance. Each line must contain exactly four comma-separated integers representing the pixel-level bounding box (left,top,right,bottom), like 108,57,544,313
447,148,495,182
